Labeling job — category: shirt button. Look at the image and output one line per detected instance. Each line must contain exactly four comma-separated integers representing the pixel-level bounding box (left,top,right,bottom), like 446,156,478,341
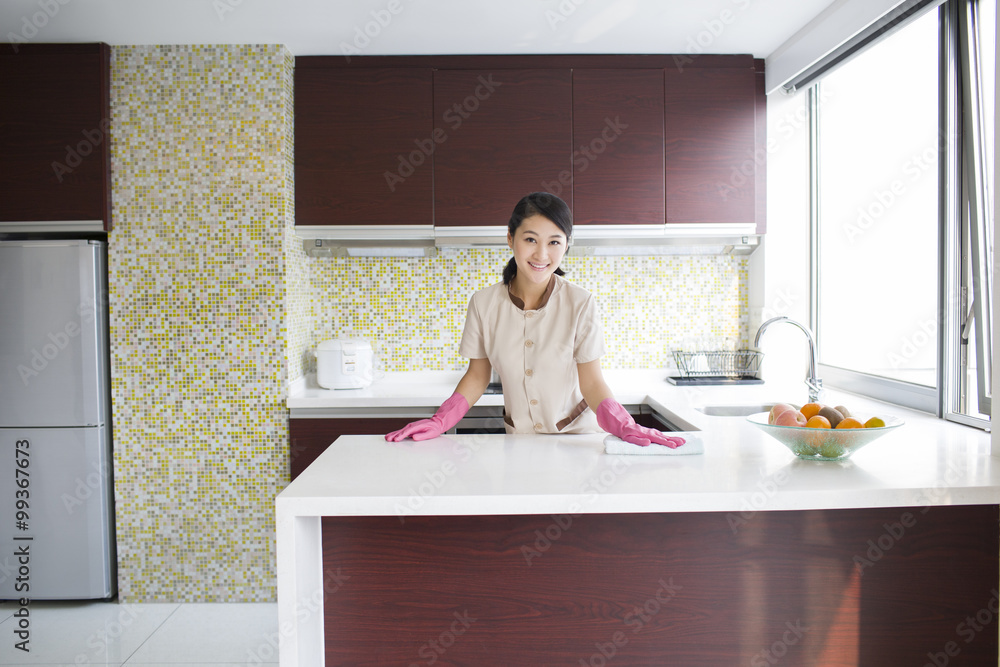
534,423,543,431
530,399,539,406
525,369,533,377
525,340,534,348
525,312,534,318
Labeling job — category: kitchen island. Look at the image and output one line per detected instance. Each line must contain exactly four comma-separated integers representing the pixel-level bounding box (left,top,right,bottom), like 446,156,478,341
279,372,1000,665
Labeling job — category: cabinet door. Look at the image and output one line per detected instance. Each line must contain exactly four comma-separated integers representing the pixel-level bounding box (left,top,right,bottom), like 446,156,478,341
0,44,111,228
289,417,413,480
294,67,433,226
664,65,757,225
572,69,664,226
433,69,571,226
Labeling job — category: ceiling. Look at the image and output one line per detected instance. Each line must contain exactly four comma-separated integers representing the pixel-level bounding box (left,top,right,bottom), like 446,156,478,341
0,0,837,58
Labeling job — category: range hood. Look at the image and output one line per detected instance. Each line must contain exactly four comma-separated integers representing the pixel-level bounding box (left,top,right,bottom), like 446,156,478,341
434,223,760,255
299,223,760,257
302,225,436,258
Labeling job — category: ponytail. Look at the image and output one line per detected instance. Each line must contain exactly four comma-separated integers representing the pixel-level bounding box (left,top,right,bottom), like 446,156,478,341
502,257,517,285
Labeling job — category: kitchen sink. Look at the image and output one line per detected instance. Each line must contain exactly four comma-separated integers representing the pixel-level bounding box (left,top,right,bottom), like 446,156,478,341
695,404,774,417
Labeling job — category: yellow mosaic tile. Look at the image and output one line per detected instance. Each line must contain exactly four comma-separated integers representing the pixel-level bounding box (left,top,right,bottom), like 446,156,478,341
109,44,293,603
299,249,749,376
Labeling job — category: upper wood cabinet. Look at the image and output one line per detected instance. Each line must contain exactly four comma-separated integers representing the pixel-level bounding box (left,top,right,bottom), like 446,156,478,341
294,66,433,226
0,43,111,229
432,69,571,227
293,55,765,231
571,69,665,226
664,62,758,226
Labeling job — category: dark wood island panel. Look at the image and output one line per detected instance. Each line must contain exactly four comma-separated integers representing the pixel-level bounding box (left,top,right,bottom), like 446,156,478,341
322,505,998,665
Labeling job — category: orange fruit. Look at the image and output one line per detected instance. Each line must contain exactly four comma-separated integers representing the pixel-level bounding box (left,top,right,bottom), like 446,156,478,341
835,418,864,429
800,403,823,419
806,415,831,429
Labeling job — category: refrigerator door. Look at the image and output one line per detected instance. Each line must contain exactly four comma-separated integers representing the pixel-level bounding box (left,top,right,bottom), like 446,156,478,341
0,240,108,428
0,426,115,600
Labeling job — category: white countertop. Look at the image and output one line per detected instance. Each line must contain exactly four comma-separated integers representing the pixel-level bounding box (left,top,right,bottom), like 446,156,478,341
281,370,999,515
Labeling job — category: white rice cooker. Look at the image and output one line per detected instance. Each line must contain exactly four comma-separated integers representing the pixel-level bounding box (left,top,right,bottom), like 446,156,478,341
316,339,374,389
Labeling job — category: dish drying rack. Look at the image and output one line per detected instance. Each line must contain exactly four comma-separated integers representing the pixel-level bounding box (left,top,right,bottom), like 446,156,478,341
672,349,763,379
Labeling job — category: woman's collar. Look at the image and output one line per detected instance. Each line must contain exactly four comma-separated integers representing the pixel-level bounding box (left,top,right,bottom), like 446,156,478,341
507,274,558,311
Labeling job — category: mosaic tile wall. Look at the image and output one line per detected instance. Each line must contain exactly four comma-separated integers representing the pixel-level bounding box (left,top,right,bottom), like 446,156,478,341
299,249,748,376
283,64,310,386
108,45,293,602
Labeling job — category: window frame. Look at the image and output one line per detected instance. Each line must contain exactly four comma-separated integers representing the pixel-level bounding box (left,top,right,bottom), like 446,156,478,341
954,0,993,421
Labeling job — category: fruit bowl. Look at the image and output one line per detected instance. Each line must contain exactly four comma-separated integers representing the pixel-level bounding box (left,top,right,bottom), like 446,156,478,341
747,412,904,461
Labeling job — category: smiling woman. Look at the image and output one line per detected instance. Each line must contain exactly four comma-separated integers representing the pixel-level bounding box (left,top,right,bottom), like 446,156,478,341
386,192,687,448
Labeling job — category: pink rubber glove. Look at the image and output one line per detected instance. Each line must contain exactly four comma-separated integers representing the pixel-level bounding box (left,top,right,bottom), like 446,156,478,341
596,398,686,448
385,392,470,442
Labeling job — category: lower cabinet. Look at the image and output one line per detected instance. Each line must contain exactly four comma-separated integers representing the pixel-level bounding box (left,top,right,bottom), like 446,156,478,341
289,417,414,480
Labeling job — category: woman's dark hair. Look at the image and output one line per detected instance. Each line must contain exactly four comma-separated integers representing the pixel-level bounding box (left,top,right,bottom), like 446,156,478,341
503,192,572,285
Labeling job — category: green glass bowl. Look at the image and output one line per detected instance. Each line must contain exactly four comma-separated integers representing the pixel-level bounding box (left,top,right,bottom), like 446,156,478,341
747,412,904,461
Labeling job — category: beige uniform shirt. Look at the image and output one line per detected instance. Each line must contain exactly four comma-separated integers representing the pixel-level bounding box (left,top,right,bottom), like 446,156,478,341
459,275,606,434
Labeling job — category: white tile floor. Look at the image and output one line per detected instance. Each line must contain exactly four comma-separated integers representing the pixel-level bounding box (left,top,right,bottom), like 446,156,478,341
0,601,278,666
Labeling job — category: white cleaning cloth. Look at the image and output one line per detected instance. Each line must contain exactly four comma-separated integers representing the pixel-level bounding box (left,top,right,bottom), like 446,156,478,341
604,433,704,456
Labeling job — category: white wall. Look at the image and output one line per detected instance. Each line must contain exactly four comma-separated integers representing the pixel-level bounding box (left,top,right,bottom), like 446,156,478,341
750,86,814,400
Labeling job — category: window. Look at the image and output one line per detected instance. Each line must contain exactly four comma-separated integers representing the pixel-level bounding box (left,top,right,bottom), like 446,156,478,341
807,0,993,427
815,9,940,389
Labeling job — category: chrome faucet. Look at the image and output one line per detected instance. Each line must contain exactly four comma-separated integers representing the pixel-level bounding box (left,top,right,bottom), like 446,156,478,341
753,316,823,402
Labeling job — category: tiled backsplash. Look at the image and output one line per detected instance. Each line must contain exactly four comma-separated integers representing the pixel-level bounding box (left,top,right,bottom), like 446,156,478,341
296,249,748,377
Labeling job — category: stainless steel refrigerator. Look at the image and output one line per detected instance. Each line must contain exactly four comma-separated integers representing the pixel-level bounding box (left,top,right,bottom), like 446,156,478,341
0,239,115,600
